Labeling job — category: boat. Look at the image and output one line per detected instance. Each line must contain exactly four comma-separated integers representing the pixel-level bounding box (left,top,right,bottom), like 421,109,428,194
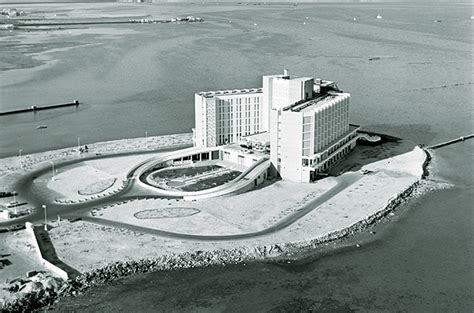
376,14,383,19
36,125,47,129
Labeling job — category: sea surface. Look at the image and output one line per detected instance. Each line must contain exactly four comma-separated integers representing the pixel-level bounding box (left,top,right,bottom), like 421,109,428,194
0,1,472,311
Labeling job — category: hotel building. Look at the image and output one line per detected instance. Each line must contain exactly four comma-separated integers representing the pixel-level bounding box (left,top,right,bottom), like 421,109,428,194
193,70,359,182
194,88,263,147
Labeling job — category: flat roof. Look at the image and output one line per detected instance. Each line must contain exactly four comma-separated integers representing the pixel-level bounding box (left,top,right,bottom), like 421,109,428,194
314,79,336,87
196,88,262,98
285,92,349,113
242,131,270,144
274,76,313,82
223,143,269,157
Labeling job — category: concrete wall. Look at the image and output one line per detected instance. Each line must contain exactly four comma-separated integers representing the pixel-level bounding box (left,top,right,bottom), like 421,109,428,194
262,74,284,132
279,111,304,182
221,147,262,168
269,109,279,175
271,77,314,110
194,94,206,147
25,222,69,280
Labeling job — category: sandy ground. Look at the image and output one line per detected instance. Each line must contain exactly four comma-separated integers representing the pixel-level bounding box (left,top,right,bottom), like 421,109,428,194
94,178,337,235
42,147,425,274
0,133,192,211
44,154,154,202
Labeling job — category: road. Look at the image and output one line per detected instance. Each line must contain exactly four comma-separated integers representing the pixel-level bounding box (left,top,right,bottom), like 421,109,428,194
0,148,362,241
0,147,186,228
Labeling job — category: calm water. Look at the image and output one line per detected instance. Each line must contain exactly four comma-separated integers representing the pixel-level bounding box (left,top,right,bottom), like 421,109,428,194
1,2,472,311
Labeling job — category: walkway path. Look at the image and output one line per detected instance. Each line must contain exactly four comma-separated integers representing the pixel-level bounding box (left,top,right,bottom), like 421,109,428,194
72,173,361,241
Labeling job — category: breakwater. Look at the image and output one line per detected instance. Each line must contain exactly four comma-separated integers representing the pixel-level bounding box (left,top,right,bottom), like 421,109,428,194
425,134,474,149
0,100,79,116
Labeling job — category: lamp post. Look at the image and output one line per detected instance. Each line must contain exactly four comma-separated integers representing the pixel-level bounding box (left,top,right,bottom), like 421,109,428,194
49,161,55,181
145,131,148,149
19,149,23,169
42,205,47,231
13,191,17,215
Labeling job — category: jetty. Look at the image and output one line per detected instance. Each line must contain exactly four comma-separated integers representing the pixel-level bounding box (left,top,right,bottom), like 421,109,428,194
0,100,79,116
425,134,474,149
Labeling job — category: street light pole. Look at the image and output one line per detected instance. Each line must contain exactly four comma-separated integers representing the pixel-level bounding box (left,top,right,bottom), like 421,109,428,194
42,205,47,231
13,191,17,215
19,149,23,169
145,131,148,149
49,161,55,181
77,137,81,153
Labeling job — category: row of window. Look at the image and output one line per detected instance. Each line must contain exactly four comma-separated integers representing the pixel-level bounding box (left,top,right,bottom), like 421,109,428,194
217,96,260,107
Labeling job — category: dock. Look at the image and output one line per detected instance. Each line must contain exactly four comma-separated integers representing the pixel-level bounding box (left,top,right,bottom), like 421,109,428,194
425,134,474,149
0,100,79,116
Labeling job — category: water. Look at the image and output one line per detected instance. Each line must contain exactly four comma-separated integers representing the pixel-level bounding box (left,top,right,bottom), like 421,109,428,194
1,2,472,311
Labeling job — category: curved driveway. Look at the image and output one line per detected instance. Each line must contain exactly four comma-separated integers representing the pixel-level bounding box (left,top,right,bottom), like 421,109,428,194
0,147,362,241
0,147,185,227
72,173,361,241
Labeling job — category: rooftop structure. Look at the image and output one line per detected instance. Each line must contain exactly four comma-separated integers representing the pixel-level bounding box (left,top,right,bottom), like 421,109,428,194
196,88,262,98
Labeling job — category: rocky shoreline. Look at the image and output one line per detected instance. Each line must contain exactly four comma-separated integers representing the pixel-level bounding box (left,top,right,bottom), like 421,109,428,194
1,147,433,313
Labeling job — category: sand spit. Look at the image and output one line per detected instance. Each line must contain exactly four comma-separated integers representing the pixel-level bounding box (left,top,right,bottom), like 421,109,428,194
1,142,434,311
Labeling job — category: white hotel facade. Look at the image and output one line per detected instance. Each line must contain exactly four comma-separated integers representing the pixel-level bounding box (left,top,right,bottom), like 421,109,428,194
193,70,359,182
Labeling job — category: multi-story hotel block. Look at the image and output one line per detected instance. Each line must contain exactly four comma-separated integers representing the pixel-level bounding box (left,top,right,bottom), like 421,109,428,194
194,88,263,147
193,70,359,182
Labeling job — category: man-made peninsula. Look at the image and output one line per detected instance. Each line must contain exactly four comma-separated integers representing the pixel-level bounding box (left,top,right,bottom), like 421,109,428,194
0,132,429,310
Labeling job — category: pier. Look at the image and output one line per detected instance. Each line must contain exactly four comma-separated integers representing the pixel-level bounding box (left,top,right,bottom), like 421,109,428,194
0,100,79,116
425,134,474,149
